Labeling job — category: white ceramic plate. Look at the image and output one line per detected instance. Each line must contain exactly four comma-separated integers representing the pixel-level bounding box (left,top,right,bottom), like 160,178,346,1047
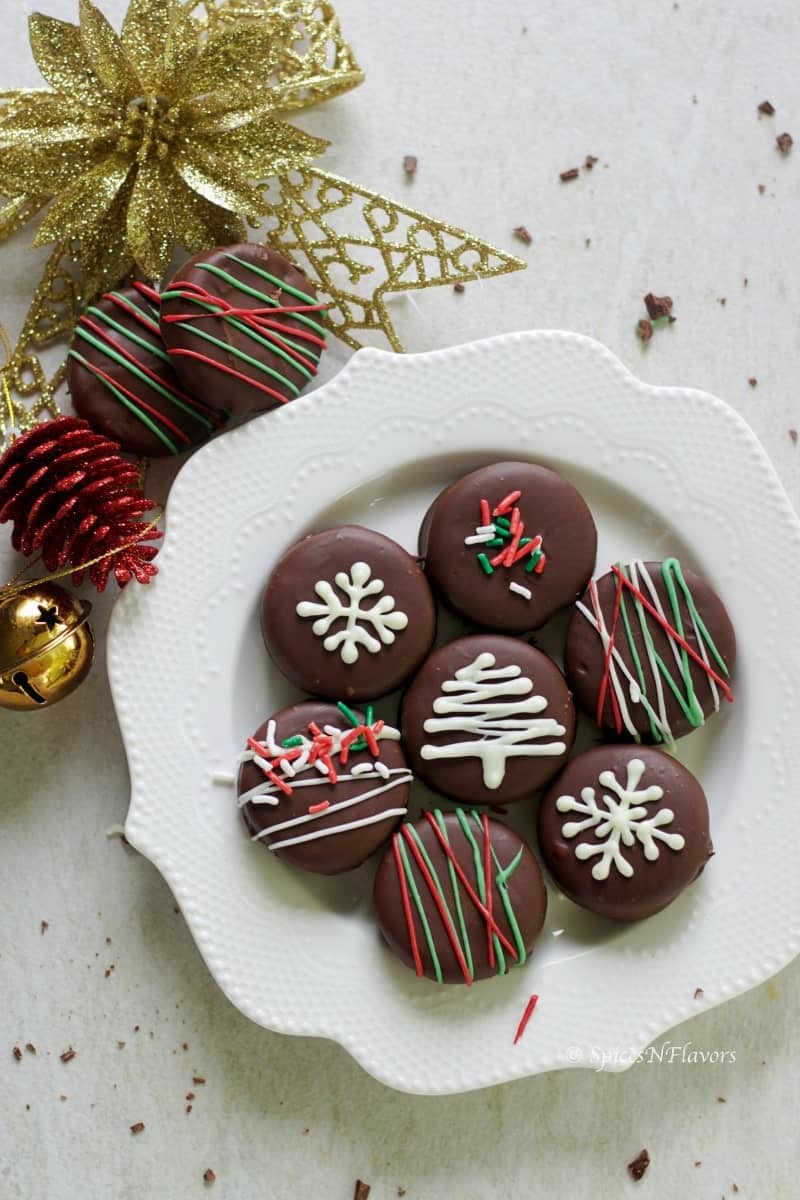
109,330,800,1095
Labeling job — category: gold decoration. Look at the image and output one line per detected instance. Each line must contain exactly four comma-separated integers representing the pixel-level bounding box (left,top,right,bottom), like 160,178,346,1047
0,582,94,710
0,0,525,449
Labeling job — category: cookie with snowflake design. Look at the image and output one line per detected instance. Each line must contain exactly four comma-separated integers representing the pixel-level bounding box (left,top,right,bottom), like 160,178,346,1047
538,746,713,920
261,526,436,701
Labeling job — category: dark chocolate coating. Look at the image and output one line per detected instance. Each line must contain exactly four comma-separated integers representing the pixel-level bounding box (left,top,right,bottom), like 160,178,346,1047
373,810,547,983
419,461,597,633
160,243,324,421
68,285,223,457
401,634,576,805
261,526,437,702
564,560,736,742
538,745,713,921
239,701,410,874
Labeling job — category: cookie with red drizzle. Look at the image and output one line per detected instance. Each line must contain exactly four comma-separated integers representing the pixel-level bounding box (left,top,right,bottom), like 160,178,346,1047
160,243,327,421
68,285,226,457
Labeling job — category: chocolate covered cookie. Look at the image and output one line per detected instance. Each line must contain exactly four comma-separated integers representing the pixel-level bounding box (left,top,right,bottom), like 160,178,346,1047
401,634,575,804
238,700,411,874
262,526,436,701
373,808,547,983
538,745,713,921
160,243,327,421
68,285,225,456
419,461,597,633
565,558,736,744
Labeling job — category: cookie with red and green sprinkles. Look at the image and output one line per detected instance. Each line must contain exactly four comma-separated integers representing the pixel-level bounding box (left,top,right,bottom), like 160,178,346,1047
68,284,226,457
373,808,547,984
419,461,597,633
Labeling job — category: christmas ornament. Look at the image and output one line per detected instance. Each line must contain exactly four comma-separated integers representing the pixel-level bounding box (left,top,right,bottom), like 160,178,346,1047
0,581,94,710
0,416,161,592
0,0,526,449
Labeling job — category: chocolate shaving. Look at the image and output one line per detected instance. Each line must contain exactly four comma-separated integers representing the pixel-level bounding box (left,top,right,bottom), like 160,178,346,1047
748,377,758,387
130,1122,145,1135
354,1183,371,1200
637,319,654,344
513,225,532,245
403,156,417,176
789,429,798,444
718,297,726,306
398,1191,407,1198
118,1041,126,1049
644,292,673,319
717,1095,727,1103
453,282,465,293
25,1043,36,1055
560,167,579,182
40,920,48,934
60,1047,76,1063
203,1169,216,1184
12,1046,22,1062
758,183,766,193
186,1092,196,1101
193,1076,206,1085
585,155,599,169
627,1149,650,1181
694,1161,702,1167
758,100,775,115
693,987,704,999
776,132,793,154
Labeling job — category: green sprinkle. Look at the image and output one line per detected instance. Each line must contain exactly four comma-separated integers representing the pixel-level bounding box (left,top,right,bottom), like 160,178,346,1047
495,516,511,530
336,701,360,727
281,735,304,748
365,705,374,726
525,549,542,573
486,537,505,547
477,553,494,575
519,537,532,546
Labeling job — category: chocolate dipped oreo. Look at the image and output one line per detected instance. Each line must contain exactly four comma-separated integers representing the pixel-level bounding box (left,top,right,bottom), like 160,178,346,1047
538,745,713,921
401,634,575,804
419,461,597,633
261,526,436,701
374,808,547,984
160,243,327,421
68,284,225,456
564,558,736,743
239,700,411,874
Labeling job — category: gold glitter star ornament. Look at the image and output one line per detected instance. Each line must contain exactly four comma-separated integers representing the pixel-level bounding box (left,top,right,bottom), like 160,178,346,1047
1,0,328,292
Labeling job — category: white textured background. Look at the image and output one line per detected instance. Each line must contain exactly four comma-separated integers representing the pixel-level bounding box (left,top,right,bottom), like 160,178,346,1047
1,1,799,1197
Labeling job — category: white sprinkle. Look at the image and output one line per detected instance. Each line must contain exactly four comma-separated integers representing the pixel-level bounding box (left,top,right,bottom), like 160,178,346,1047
212,771,235,786
464,532,494,545
351,762,374,776
509,582,532,600
375,761,390,779
477,524,495,535
281,758,296,777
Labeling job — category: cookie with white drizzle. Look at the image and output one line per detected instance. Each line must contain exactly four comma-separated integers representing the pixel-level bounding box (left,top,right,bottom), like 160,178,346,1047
261,526,436,701
401,634,576,805
238,700,412,874
538,745,713,921
419,461,597,633
564,558,736,744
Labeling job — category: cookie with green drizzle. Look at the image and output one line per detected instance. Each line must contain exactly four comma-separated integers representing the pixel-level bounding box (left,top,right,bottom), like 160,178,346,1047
565,558,736,744
373,809,547,984
160,243,327,420
68,285,226,457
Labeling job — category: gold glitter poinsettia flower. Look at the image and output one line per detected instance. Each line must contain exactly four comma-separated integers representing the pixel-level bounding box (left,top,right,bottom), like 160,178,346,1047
0,0,328,294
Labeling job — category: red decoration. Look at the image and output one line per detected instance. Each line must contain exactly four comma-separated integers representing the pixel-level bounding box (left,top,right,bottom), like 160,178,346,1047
513,993,539,1045
0,417,161,593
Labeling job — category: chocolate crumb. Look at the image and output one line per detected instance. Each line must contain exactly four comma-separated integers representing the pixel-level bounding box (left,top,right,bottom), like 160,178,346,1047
193,1076,206,1085
637,318,653,344
203,1169,216,1184
789,429,798,444
106,937,112,945
748,377,758,387
354,1183,371,1200
186,1092,196,1101
130,1122,145,1135
644,292,673,319
60,1048,76,1063
694,1161,702,1167
513,225,532,245
133,1025,140,1033
776,132,793,154
744,277,749,286
25,1104,30,1111
403,155,417,176
186,1105,193,1114
627,1149,650,1181
40,920,48,934
693,987,704,999
758,183,766,194
758,100,776,115
118,1041,126,1049
12,1046,22,1062
182,1043,189,1051
453,282,465,293
560,167,579,182
302,1128,310,1136
718,1095,727,1103
59,1094,67,1102
718,297,726,306
585,155,599,169
25,1043,36,1055
585,237,591,247
398,1191,407,1198
733,1186,739,1194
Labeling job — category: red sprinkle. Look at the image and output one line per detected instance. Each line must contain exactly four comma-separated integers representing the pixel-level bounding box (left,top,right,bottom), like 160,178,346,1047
513,994,539,1044
401,827,473,985
479,498,491,526
308,801,330,814
393,835,423,976
493,490,522,516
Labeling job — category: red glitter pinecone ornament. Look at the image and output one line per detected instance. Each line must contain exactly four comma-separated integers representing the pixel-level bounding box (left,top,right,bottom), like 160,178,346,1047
0,417,161,592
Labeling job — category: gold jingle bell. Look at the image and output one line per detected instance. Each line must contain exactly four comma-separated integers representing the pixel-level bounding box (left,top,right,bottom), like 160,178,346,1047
0,582,95,711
